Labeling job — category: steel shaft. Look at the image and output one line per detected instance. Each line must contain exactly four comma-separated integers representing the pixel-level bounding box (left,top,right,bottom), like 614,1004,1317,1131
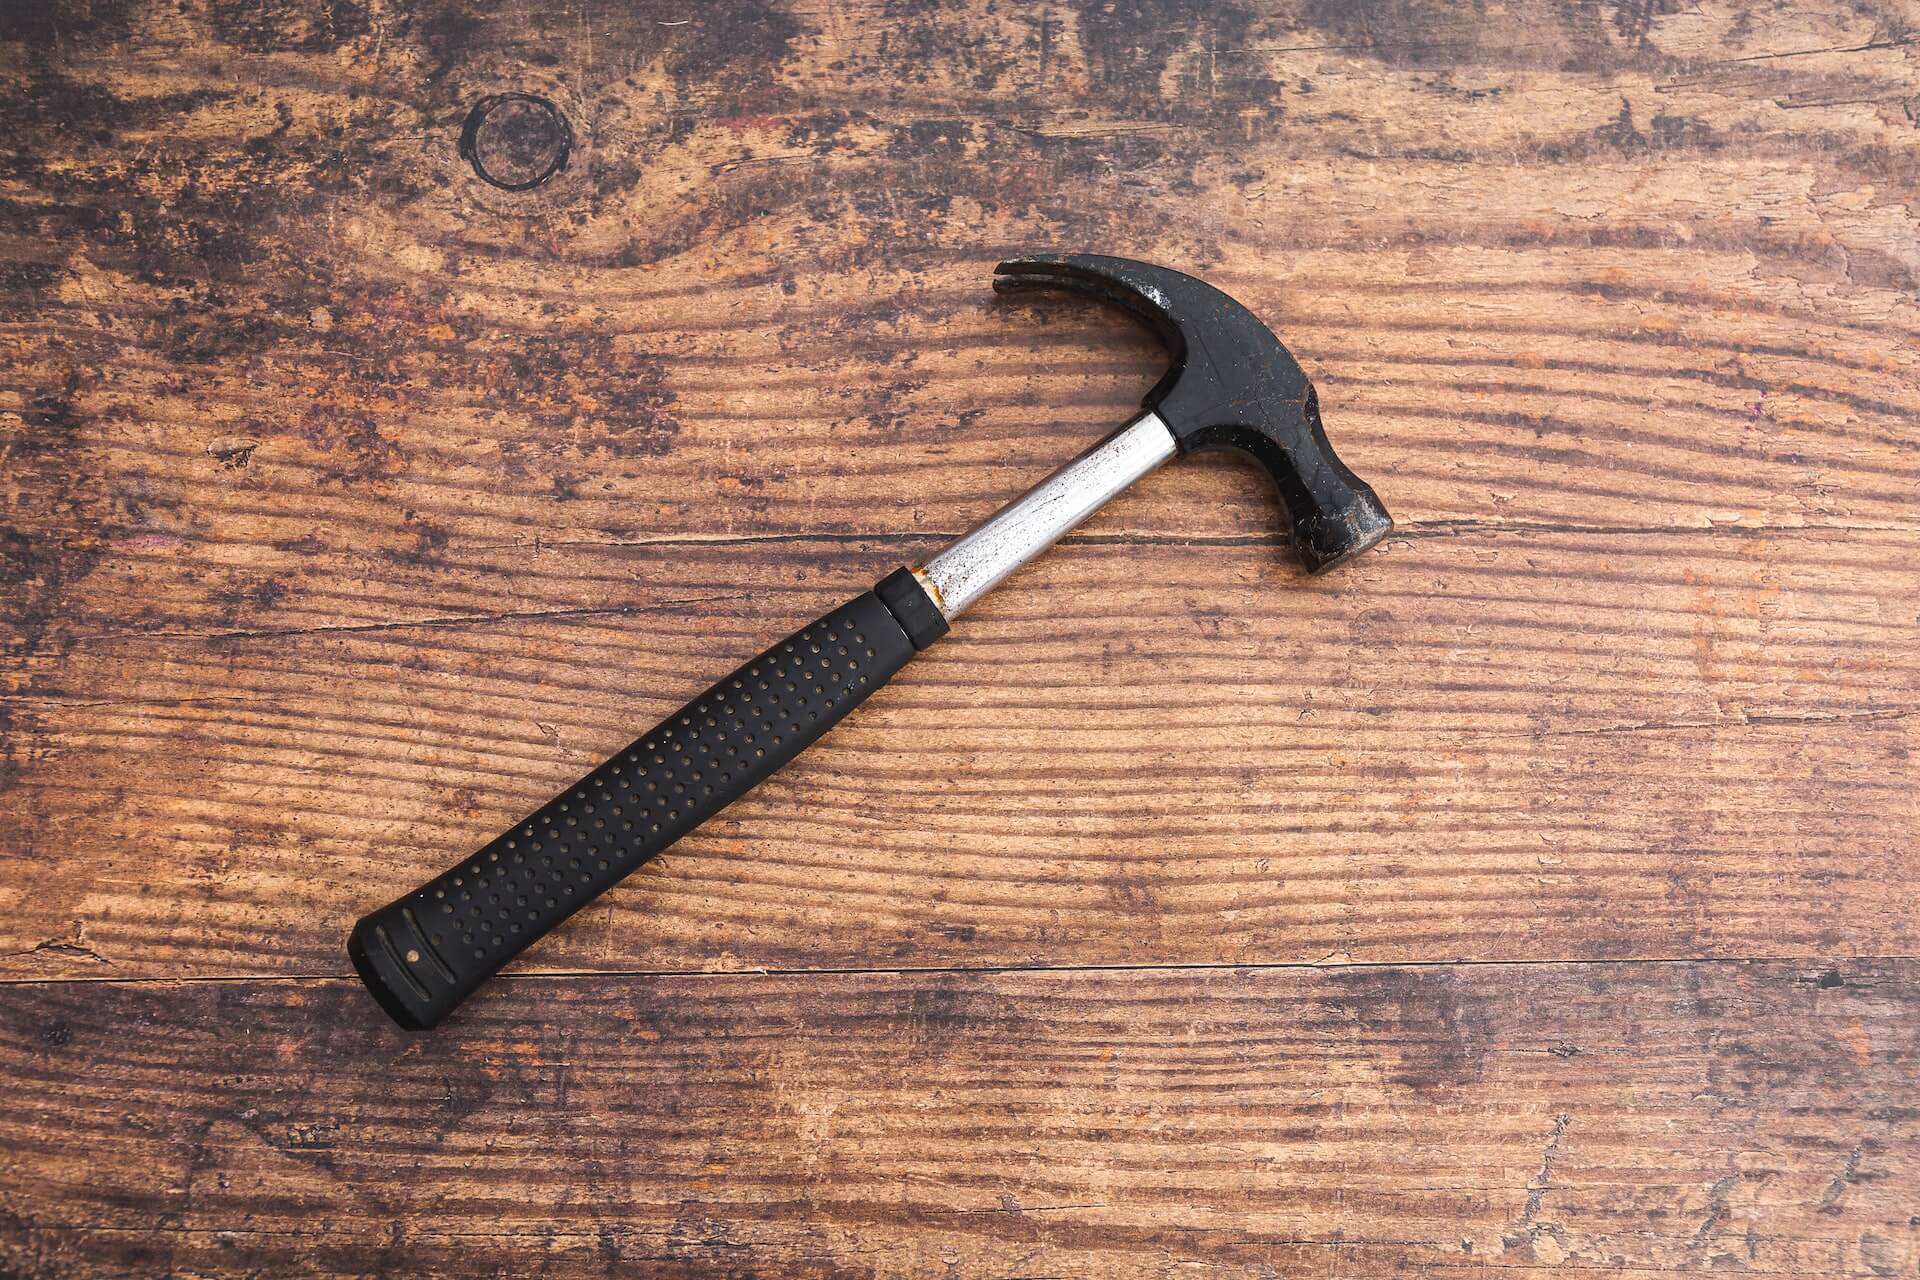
915,412,1176,619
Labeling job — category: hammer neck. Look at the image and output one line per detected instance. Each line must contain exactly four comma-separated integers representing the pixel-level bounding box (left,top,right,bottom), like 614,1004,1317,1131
915,411,1177,620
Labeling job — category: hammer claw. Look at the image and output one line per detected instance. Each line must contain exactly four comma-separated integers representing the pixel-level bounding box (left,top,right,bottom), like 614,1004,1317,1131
993,259,1183,348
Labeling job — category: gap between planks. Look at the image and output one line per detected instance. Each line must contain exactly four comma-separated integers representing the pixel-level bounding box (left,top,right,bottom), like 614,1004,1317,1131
13,519,1914,653
2,951,1908,989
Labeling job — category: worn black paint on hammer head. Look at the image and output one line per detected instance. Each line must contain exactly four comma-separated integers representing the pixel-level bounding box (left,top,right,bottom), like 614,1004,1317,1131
995,254,1392,574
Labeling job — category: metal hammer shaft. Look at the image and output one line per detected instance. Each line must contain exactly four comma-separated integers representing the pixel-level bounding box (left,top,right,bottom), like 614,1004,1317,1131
916,411,1176,619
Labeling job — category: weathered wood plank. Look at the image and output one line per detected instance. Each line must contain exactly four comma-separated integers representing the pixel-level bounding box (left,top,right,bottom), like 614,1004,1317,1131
2,961,1915,1277
4,0,1917,629
4,530,1914,980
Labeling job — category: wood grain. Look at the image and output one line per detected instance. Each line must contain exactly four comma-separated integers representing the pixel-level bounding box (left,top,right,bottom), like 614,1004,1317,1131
5,530,1916,980
2,0,1917,1274
3,961,1916,1277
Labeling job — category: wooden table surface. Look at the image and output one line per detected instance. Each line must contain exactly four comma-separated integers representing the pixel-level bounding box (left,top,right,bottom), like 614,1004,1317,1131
4,1,1917,1276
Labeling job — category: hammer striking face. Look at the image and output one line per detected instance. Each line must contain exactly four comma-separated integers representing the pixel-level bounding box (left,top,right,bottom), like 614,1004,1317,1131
349,255,1392,1030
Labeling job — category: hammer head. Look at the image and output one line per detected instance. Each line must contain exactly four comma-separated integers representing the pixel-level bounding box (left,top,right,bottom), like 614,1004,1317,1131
995,255,1392,573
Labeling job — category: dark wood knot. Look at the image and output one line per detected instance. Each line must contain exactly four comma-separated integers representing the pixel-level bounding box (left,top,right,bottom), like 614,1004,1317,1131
459,93,571,192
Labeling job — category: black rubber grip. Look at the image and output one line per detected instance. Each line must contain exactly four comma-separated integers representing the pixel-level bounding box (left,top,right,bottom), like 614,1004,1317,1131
349,583,928,1029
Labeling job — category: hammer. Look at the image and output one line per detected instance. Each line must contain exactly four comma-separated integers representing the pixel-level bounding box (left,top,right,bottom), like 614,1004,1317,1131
350,255,1392,1028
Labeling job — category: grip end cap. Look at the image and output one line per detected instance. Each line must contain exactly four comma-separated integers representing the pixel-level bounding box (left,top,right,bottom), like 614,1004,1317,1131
348,913,441,1031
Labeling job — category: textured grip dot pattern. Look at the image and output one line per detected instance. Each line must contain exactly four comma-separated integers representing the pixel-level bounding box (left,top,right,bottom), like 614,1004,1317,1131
350,589,918,1029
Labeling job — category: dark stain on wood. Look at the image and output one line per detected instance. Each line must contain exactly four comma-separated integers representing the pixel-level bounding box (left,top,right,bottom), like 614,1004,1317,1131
2,963,1916,1274
208,0,374,54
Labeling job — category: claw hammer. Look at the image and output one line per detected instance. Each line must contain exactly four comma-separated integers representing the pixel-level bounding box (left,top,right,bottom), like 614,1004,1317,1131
350,255,1393,1028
